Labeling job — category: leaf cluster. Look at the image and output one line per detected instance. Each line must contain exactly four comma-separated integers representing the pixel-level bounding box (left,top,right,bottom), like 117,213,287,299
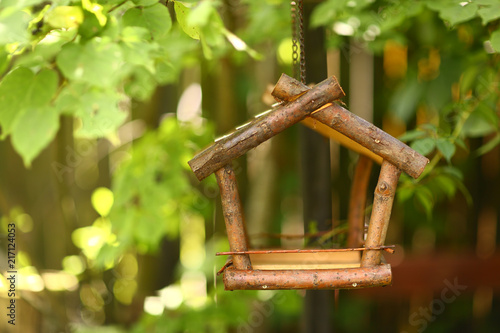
0,0,258,166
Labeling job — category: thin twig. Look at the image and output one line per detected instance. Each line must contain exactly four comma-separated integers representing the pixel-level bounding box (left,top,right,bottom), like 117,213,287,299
217,260,233,275
216,245,396,256
251,227,346,240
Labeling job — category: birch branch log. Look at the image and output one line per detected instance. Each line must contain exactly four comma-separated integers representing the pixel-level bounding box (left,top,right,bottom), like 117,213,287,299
272,74,429,179
188,75,345,181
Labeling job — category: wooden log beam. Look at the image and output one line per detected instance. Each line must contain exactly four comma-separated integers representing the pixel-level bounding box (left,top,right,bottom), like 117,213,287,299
188,75,345,181
302,117,384,164
215,164,252,270
223,264,392,290
361,161,401,267
272,74,429,179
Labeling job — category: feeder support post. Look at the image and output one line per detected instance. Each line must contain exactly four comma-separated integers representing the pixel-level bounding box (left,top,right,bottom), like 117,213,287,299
361,160,401,267
215,164,252,270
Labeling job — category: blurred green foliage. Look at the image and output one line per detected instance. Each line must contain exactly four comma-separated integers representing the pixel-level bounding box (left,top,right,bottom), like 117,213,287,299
311,0,500,219
0,0,258,166
97,117,215,264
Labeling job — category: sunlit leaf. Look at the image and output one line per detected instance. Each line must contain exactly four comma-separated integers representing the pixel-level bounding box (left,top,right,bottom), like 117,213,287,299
122,3,172,40
132,0,159,6
175,1,200,40
0,10,30,45
0,68,59,166
92,187,114,217
0,67,34,137
120,26,158,73
73,89,127,138
56,38,123,87
62,255,86,275
187,0,215,27
11,106,60,167
45,6,84,29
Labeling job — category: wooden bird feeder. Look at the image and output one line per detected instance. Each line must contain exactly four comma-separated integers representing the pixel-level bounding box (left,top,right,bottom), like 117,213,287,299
188,74,429,290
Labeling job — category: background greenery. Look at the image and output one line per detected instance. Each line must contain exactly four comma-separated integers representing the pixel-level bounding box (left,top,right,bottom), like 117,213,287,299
0,0,499,332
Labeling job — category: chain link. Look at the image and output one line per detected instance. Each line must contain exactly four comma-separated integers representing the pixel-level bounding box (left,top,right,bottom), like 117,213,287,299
291,0,306,84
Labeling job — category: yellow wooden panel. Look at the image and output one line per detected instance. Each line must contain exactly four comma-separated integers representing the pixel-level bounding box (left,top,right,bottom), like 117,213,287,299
250,251,361,270
302,117,383,165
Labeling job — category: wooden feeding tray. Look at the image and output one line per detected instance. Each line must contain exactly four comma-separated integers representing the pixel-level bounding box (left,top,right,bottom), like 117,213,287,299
249,251,361,270
188,74,428,291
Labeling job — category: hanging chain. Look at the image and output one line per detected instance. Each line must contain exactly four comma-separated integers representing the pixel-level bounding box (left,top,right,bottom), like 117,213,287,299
291,0,306,84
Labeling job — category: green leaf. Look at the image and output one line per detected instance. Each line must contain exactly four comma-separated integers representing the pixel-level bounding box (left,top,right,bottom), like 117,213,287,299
79,10,104,39
73,89,127,138
17,28,78,67
0,48,7,75
411,137,436,156
476,132,500,156
441,166,463,180
187,0,215,27
54,83,127,137
398,129,426,142
433,174,457,199
310,0,348,28
0,67,33,137
415,186,434,219
427,1,478,26
45,6,84,28
489,29,500,52
462,104,497,137
0,9,31,45
0,68,58,138
436,138,456,162
120,26,158,72
56,38,123,87
0,0,45,10
174,1,200,40
132,0,159,6
92,187,114,217
122,3,172,40
1,68,60,166
124,67,157,101
478,5,500,25
11,106,60,167
389,79,423,122
397,185,416,203
54,82,87,115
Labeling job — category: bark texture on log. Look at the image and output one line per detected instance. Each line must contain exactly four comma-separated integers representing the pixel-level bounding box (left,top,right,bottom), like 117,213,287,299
215,164,252,270
272,74,428,179
188,75,345,181
223,264,392,290
361,161,401,267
